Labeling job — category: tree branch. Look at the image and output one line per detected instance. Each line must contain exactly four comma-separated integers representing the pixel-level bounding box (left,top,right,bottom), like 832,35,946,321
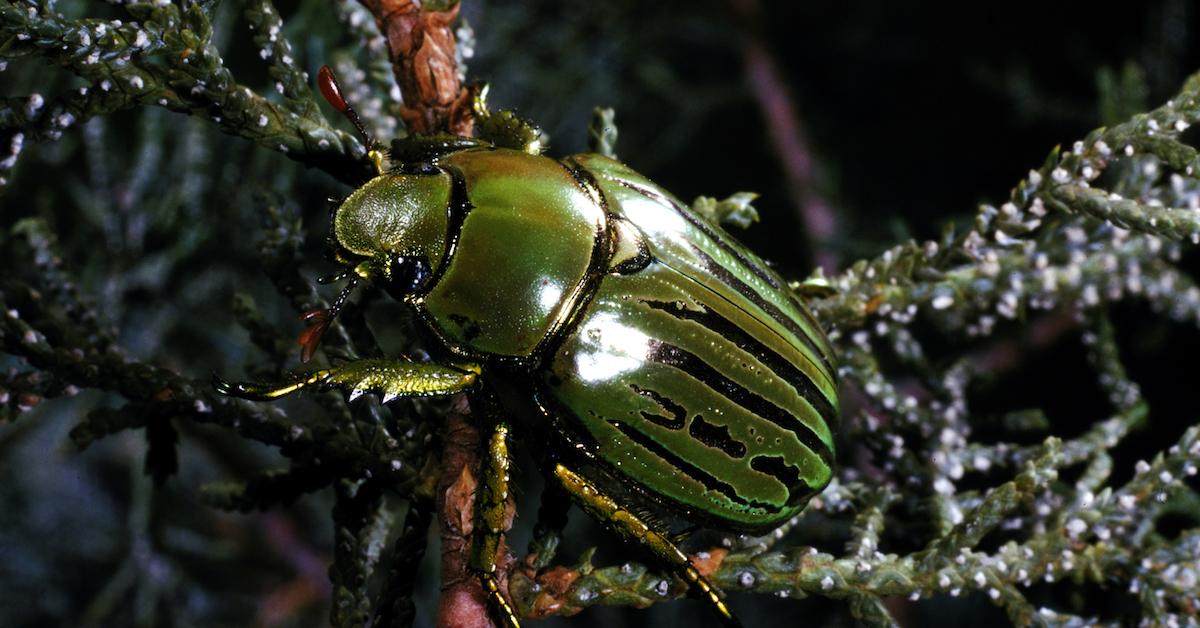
354,0,473,136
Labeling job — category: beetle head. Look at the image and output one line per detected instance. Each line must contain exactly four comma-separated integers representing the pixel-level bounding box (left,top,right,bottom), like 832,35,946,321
297,168,452,363
299,65,458,363
331,165,452,296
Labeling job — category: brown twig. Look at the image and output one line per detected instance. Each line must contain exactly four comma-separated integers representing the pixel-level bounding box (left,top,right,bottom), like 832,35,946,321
344,3,508,623
732,0,839,272
436,397,508,628
355,0,474,136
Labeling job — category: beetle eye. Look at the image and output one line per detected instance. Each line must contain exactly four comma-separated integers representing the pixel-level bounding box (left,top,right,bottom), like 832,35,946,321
386,256,431,298
418,162,439,175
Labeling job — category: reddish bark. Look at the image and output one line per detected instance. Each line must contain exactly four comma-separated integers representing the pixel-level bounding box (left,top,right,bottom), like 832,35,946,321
355,0,474,136
435,396,516,627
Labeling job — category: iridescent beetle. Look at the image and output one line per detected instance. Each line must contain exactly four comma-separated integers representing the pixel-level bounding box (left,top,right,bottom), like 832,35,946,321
218,67,839,627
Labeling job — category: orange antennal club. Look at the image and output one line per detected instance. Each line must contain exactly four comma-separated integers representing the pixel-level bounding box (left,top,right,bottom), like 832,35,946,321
318,65,374,149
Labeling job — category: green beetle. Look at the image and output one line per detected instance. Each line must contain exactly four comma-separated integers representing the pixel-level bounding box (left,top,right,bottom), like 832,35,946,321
218,67,839,627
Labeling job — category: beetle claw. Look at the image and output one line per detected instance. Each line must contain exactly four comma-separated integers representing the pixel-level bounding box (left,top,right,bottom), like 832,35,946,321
212,369,333,401
211,374,243,397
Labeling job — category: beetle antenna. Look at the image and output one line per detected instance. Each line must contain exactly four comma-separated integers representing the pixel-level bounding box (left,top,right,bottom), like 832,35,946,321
326,275,359,319
317,269,353,284
318,65,384,175
297,275,359,363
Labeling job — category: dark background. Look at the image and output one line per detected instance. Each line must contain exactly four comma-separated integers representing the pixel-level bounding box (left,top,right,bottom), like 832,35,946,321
1,1,1199,626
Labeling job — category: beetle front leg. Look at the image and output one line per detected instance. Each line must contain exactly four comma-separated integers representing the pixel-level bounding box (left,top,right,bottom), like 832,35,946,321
214,357,480,401
469,421,522,627
552,463,743,628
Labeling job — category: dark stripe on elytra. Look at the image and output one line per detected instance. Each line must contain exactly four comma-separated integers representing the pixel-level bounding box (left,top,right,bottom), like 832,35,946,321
689,414,747,458
616,180,782,290
613,175,834,375
606,419,781,513
750,455,814,507
629,384,686,430
647,340,834,468
640,298,837,418
689,245,836,378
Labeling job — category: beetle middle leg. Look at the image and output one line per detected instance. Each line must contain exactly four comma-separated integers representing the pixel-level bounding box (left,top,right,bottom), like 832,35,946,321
214,357,480,401
551,463,743,628
468,420,522,627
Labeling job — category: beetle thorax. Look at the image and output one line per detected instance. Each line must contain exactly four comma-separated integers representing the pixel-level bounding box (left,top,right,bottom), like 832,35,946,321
333,172,453,282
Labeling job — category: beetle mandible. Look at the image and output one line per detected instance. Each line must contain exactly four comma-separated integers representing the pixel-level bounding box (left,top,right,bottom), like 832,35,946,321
217,66,840,627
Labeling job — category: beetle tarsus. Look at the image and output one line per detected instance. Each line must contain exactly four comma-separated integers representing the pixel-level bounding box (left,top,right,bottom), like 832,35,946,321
479,572,521,628
212,370,334,401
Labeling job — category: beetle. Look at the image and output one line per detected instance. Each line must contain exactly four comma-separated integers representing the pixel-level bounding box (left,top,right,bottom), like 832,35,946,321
217,66,839,627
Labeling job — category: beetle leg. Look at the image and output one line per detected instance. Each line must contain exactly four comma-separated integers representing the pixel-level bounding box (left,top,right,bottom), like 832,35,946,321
214,357,480,401
468,422,522,627
551,463,743,628
525,477,571,571
471,83,547,155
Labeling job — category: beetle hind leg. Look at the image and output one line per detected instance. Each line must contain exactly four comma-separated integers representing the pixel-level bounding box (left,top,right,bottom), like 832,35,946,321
551,463,743,628
214,357,480,402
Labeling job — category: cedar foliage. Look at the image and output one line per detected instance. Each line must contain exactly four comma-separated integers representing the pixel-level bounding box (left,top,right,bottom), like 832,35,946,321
2,1,1199,626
